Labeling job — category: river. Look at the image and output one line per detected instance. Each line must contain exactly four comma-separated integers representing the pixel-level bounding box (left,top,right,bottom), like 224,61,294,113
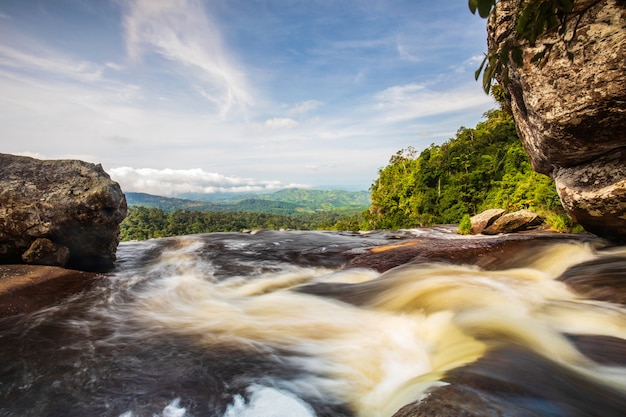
1,229,625,417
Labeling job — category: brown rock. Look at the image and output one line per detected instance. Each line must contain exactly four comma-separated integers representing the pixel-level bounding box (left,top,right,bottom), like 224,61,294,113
482,209,543,235
555,150,626,242
392,345,626,417
21,238,70,267
345,232,594,273
487,0,626,242
558,256,626,305
0,264,100,317
0,153,127,271
470,208,505,234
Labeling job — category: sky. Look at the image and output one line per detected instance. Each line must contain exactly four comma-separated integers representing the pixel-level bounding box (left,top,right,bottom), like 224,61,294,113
0,0,496,196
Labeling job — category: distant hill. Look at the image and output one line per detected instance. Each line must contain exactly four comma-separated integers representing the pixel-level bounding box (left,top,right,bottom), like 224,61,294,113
125,189,370,215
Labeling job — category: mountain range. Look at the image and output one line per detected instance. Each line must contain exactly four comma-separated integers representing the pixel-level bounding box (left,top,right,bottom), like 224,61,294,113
125,188,371,215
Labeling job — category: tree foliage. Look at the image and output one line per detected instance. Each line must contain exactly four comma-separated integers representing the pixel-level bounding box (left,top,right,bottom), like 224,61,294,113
365,109,562,229
119,207,364,241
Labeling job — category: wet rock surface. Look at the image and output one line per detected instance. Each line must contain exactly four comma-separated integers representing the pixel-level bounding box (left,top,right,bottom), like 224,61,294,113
346,231,600,272
0,265,100,318
394,344,626,417
558,255,626,305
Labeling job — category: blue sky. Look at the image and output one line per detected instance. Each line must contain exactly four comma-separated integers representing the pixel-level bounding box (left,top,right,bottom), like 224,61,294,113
0,0,495,196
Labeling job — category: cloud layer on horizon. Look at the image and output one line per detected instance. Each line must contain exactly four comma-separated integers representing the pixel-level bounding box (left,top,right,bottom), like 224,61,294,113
110,166,309,196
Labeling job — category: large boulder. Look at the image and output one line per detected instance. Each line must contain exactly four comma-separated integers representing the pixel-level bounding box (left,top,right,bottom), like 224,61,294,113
487,0,626,242
482,209,543,235
0,154,127,271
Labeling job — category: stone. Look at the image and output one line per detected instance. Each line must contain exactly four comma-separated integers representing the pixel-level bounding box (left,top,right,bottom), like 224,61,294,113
555,150,626,242
21,238,70,267
482,209,543,235
0,153,127,271
487,0,626,242
470,208,506,234
344,232,596,273
0,264,100,317
558,256,626,305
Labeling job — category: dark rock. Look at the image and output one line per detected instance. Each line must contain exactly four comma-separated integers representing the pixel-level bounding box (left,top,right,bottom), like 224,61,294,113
346,232,598,273
482,209,543,235
487,0,626,242
470,209,505,234
0,153,127,271
557,256,626,305
21,238,70,267
393,345,626,417
0,264,100,317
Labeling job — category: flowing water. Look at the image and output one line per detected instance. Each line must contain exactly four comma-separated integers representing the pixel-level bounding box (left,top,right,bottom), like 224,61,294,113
0,230,625,417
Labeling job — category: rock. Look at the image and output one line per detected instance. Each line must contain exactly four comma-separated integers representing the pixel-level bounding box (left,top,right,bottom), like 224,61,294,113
470,209,505,234
487,0,626,242
0,264,100,317
392,344,626,417
344,232,597,273
555,150,626,242
0,154,127,271
21,238,70,267
482,209,543,235
558,256,626,305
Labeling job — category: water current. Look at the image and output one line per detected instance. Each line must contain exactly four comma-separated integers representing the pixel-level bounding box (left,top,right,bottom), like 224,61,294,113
0,229,625,417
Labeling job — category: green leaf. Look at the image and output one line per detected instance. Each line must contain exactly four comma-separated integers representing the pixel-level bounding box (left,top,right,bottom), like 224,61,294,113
468,0,479,14
474,54,488,81
477,0,495,18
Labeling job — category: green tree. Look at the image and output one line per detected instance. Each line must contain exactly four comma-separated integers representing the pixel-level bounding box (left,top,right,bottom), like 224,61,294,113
365,108,562,230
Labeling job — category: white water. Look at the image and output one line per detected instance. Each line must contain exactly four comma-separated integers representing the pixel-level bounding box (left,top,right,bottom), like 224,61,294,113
1,230,625,417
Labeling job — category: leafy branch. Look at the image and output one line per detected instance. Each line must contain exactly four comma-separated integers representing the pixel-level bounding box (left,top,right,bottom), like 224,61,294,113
470,0,601,93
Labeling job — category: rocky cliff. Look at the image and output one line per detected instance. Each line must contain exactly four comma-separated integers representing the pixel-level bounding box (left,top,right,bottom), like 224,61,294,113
0,154,127,271
487,0,626,242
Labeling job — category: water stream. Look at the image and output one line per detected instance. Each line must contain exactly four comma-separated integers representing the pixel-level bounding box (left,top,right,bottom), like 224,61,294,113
1,230,625,417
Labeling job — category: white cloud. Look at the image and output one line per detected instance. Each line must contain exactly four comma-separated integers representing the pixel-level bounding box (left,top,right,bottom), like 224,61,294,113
453,55,485,73
0,44,103,82
396,43,421,63
288,100,323,115
109,166,309,196
121,0,253,117
374,82,494,122
264,117,299,129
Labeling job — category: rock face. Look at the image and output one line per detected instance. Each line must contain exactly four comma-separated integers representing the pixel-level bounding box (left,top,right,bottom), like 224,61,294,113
0,154,127,271
488,0,626,242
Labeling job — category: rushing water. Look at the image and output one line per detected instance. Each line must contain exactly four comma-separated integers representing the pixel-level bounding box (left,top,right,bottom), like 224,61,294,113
0,230,625,417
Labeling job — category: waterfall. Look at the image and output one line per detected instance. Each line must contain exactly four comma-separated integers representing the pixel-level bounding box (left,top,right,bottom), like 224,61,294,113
1,230,624,417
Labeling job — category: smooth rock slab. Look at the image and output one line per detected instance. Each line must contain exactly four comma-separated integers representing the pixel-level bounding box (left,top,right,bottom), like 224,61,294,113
0,265,100,317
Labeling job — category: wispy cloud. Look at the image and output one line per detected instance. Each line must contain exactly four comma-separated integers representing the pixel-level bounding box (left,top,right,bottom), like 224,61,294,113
121,0,253,117
109,166,309,196
288,100,323,115
264,117,299,129
374,82,493,122
0,44,103,82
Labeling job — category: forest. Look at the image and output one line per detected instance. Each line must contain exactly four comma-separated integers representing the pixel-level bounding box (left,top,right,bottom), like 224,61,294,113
120,107,571,241
364,108,565,229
